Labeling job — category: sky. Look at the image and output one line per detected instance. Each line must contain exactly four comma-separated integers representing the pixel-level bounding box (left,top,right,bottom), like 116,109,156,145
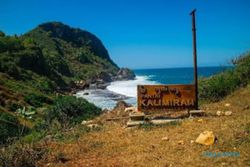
0,0,250,69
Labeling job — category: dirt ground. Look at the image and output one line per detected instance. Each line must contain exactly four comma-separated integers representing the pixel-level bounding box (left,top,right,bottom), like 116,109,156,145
38,85,250,167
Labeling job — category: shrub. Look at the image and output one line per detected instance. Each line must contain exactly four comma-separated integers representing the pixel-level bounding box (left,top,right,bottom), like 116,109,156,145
24,93,53,107
0,60,21,79
199,53,250,102
35,78,56,93
45,96,101,128
0,112,22,144
17,48,48,75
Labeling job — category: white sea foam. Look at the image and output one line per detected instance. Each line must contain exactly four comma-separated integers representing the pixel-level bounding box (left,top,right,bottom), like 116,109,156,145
107,76,158,97
75,75,158,110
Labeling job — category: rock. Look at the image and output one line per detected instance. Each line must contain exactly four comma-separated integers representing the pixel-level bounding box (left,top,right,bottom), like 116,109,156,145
224,111,232,116
81,120,93,125
216,110,223,116
102,108,109,112
225,103,231,107
115,68,135,80
190,140,194,144
195,131,216,146
197,119,203,123
177,140,184,145
83,92,89,95
104,101,133,120
161,137,169,141
87,124,100,129
97,71,112,82
114,101,132,111
125,107,136,113
96,83,109,89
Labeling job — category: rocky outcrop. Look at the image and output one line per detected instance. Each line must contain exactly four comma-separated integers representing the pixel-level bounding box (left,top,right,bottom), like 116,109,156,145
114,68,135,80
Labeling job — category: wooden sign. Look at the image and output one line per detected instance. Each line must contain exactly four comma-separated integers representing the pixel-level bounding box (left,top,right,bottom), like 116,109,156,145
137,84,196,113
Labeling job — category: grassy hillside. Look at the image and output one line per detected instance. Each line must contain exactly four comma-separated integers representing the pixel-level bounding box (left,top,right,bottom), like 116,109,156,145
0,21,119,111
0,22,119,145
32,84,249,167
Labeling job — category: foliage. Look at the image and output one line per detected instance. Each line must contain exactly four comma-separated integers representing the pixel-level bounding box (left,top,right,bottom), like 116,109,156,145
0,36,23,53
1,21,119,88
34,77,56,93
0,112,22,144
45,96,102,128
16,107,36,119
199,52,250,102
24,93,53,107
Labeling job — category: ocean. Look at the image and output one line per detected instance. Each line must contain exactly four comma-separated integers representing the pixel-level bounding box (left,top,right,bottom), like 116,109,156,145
76,66,230,109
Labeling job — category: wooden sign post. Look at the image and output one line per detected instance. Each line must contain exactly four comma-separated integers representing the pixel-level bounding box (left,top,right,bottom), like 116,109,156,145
137,9,199,113
190,9,198,110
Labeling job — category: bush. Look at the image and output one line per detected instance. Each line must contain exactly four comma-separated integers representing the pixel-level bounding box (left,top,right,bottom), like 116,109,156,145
0,60,21,79
36,78,56,93
17,48,48,75
45,96,101,128
199,53,250,102
0,112,22,144
24,93,53,107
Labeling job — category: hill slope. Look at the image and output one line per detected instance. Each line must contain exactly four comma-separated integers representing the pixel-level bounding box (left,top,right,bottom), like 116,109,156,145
0,22,122,114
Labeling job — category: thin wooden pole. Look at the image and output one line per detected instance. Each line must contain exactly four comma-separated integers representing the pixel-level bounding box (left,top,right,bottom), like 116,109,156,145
190,9,198,110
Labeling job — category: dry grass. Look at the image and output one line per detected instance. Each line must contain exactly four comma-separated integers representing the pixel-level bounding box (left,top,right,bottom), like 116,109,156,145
38,85,250,167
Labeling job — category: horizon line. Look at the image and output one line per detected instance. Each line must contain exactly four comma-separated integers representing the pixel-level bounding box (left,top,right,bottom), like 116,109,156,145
131,65,233,70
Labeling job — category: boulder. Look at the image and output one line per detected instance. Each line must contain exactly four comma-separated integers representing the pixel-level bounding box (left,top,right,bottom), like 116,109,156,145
97,72,112,82
225,103,231,107
116,68,135,80
195,131,216,146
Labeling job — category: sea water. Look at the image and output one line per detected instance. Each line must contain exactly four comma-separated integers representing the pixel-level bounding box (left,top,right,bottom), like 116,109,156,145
76,66,230,109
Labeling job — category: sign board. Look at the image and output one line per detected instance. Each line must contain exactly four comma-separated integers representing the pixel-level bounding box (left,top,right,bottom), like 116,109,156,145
137,84,196,113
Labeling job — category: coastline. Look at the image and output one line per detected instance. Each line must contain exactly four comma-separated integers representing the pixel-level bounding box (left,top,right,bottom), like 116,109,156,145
74,68,137,109
75,66,232,110
75,78,137,110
